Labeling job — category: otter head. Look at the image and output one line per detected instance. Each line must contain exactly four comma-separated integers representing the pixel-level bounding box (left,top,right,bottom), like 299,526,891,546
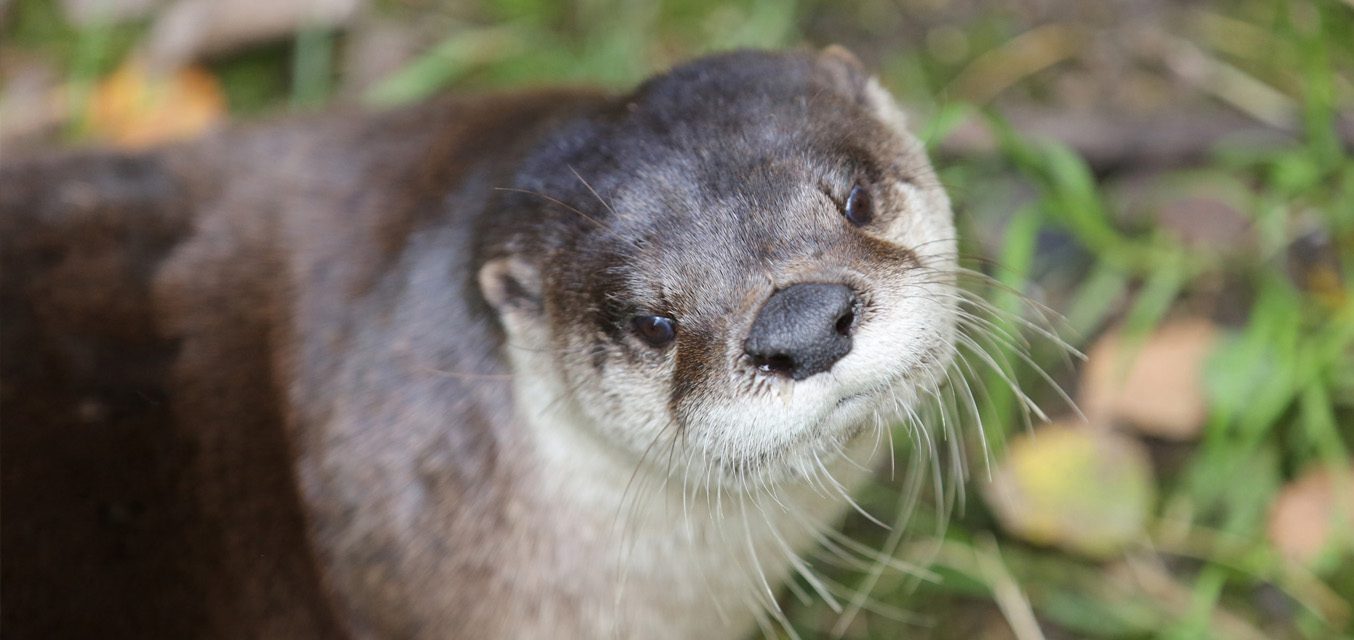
479,49,958,488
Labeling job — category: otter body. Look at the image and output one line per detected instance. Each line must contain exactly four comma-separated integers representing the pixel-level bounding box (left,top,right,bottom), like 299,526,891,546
1,51,958,639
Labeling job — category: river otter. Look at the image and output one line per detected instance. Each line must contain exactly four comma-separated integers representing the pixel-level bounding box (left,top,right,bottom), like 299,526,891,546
0,48,958,638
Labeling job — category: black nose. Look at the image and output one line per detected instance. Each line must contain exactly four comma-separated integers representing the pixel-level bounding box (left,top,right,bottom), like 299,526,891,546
744,283,859,380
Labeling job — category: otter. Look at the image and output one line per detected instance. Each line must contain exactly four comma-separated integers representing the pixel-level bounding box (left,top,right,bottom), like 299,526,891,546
0,48,958,638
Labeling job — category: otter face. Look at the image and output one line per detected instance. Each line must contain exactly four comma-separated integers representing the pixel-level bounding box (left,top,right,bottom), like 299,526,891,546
481,50,957,488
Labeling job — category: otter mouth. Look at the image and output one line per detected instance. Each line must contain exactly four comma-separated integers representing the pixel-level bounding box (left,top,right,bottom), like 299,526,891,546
707,358,940,483
835,391,868,408
709,385,888,481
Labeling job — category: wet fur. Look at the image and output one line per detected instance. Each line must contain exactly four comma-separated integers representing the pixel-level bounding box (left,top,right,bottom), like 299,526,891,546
1,51,957,638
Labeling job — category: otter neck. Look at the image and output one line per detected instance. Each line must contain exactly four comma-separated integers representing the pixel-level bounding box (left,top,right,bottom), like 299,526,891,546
506,343,881,638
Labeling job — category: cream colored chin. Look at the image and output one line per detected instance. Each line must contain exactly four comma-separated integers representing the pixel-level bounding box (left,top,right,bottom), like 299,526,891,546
683,376,896,487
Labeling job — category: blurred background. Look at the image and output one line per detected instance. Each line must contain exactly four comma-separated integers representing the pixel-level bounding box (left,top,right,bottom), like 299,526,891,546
1,0,1351,638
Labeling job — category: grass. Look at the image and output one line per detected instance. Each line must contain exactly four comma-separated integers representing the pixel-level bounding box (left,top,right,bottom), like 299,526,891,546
3,0,1351,637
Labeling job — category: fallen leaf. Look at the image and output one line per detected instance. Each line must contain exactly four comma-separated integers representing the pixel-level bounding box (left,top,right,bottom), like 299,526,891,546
85,59,225,148
1154,192,1252,251
984,423,1154,557
1110,174,1254,253
1268,465,1354,568
1080,318,1219,440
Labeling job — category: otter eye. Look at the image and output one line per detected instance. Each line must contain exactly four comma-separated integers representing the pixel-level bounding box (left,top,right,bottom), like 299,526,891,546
844,184,873,226
630,315,676,348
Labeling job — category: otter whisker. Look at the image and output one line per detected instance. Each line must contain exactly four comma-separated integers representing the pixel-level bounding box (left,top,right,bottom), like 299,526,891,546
754,498,845,614
835,445,875,475
743,592,779,640
954,338,1033,435
955,333,1050,422
814,453,891,531
730,494,792,634
611,416,684,625
679,448,735,626
417,366,514,380
939,373,991,478
830,410,932,636
493,186,608,230
958,315,1084,422
737,497,805,638
780,566,817,607
824,574,931,626
865,407,888,476
567,165,619,218
952,288,1083,359
798,507,935,578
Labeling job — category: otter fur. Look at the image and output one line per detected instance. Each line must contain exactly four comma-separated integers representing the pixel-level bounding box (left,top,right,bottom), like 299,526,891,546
0,49,958,639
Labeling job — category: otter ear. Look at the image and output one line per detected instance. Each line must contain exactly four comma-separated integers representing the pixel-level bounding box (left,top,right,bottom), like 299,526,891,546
818,44,868,94
820,44,864,73
820,45,911,132
478,256,543,316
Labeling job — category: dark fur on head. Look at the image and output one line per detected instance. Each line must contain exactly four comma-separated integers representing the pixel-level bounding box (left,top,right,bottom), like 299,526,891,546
480,50,956,485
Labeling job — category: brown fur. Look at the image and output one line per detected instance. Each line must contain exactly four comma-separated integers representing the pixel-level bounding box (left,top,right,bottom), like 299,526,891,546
2,49,959,639
2,89,606,639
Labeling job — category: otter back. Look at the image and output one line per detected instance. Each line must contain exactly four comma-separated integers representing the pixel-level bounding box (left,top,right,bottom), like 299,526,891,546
0,90,605,639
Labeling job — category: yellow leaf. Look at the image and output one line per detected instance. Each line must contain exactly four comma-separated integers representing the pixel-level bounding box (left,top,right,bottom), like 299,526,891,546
85,60,225,148
984,424,1154,557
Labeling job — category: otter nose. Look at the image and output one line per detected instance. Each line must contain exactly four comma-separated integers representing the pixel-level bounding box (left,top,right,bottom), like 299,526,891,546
744,283,859,380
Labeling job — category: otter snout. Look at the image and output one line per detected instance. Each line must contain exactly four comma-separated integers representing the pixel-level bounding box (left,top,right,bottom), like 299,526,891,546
744,283,859,380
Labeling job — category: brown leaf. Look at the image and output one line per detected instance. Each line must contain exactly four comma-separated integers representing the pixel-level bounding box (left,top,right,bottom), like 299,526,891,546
1155,192,1252,251
1080,318,1219,440
1268,465,1354,568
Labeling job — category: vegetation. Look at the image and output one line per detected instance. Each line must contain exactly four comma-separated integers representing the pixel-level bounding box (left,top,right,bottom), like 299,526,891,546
3,0,1350,637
